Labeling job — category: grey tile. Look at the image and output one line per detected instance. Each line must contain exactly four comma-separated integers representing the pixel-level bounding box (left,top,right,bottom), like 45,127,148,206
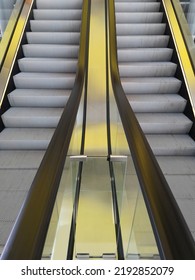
0,170,37,191
0,191,27,222
157,156,195,175
0,150,45,169
0,221,14,246
176,199,195,231
165,175,195,199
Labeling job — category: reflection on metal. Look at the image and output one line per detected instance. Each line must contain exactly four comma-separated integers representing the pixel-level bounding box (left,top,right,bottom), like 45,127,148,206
110,155,127,162
70,155,87,161
127,253,160,260
84,0,107,156
0,0,33,106
74,157,116,258
76,253,116,259
164,0,195,115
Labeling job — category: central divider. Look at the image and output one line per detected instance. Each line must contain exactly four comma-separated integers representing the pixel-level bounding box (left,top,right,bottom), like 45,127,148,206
73,0,117,259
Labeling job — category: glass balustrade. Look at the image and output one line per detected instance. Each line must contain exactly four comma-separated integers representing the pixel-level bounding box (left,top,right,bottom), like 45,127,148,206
109,79,160,260
0,0,24,67
171,0,195,70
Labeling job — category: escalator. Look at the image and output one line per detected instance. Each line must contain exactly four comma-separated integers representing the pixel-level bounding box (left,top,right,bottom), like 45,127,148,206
114,0,195,242
0,0,194,260
0,0,83,255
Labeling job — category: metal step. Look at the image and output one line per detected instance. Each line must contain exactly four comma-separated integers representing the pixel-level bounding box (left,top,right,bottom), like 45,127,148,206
116,23,166,35
146,135,195,156
116,12,163,23
118,48,173,62
26,32,80,44
33,9,82,20
136,113,192,134
30,20,81,32
0,128,54,150
22,44,79,58
2,108,63,128
127,94,187,113
117,35,169,48
115,2,161,12
18,58,77,73
121,77,182,94
13,73,75,89
8,89,71,107
36,0,83,9
119,62,177,77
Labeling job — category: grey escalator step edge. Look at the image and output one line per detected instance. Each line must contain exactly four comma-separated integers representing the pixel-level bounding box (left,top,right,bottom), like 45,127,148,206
116,12,163,23
146,134,195,156
135,113,192,134
2,107,63,128
115,2,161,12
117,35,169,48
36,0,83,10
30,20,81,32
26,32,80,44
18,58,77,73
156,156,195,175
121,77,182,94
13,73,75,89
118,62,177,77
0,128,54,150
33,9,82,20
116,23,166,35
0,150,45,169
118,48,173,62
8,89,71,107
22,44,79,58
127,94,187,113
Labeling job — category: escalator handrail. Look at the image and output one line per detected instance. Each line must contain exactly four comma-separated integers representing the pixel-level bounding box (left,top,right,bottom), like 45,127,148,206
0,0,91,260
108,0,195,259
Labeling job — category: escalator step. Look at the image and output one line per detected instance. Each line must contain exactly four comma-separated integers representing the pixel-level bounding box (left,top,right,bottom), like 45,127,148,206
8,89,71,107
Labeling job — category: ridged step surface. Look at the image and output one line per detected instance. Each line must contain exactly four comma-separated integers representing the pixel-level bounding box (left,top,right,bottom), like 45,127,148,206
121,77,182,94
0,0,82,150
115,0,195,238
8,89,71,107
13,73,75,89
33,9,82,20
0,128,54,150
116,12,163,23
127,94,187,112
116,23,166,35
146,135,195,156
2,108,63,128
117,35,169,48
118,48,173,61
30,20,81,32
115,2,161,12
18,58,77,73
36,0,83,9
0,0,83,255
26,32,80,44
136,113,192,134
119,62,177,77
22,44,79,58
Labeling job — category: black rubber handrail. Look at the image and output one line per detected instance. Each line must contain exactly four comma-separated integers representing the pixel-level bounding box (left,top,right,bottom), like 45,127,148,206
1,0,91,260
108,0,195,259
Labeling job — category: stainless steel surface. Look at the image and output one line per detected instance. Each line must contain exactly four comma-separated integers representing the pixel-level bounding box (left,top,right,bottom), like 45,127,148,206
84,0,107,156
